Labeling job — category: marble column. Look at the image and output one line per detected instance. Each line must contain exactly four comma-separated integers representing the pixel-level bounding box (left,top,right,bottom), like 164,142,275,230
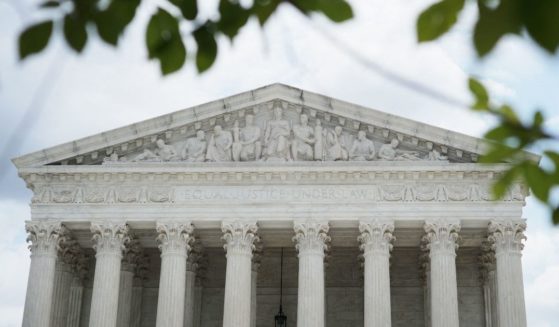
481,241,499,327
22,221,62,327
184,242,202,327
419,240,431,327
250,243,263,327
358,219,395,327
117,239,142,327
131,253,150,327
50,259,73,327
222,220,259,327
424,220,461,327
66,252,89,327
193,277,203,327
66,277,84,327
293,220,330,327
155,221,194,327
489,220,527,327
89,221,129,327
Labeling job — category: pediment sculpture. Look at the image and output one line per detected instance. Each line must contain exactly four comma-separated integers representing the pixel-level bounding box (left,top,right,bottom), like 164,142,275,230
102,101,449,164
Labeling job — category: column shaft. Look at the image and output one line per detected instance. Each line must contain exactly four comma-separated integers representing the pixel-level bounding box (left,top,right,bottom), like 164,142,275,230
155,222,193,327
489,220,527,327
22,221,61,327
66,277,84,327
89,222,129,327
359,220,394,327
50,261,73,327
293,221,330,327
116,266,135,327
130,279,143,327
430,251,459,326
250,268,258,327
222,221,259,327
298,252,325,327
184,270,196,327
424,220,460,327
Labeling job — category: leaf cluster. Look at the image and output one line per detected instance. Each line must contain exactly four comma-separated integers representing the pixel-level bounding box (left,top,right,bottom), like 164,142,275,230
417,0,559,56
468,78,559,224
19,0,353,75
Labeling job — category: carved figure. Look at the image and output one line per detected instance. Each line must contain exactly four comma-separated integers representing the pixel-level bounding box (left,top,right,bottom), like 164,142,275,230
325,126,349,161
350,131,376,161
239,115,262,161
181,130,207,162
133,139,178,162
428,149,448,161
314,120,324,161
232,120,242,162
378,138,421,161
292,114,315,161
206,125,233,162
264,102,291,161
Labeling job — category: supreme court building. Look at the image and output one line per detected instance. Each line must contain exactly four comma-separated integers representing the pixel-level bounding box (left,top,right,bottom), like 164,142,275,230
14,84,531,327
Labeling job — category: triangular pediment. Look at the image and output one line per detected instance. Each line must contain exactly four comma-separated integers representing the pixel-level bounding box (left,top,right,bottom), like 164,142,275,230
13,83,522,168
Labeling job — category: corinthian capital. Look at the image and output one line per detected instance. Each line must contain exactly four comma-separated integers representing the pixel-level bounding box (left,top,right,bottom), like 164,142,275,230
423,219,460,255
221,220,259,255
156,221,194,256
25,220,63,257
293,220,330,255
488,219,527,255
91,221,129,256
358,219,395,256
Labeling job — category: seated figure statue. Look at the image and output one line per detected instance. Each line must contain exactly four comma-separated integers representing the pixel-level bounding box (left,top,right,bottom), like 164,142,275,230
291,114,315,161
350,130,376,161
181,130,207,162
237,115,262,161
378,138,421,161
325,126,349,161
264,102,291,161
206,125,233,162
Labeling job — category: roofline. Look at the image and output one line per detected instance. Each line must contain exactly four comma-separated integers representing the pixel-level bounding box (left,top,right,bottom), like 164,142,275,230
11,83,540,168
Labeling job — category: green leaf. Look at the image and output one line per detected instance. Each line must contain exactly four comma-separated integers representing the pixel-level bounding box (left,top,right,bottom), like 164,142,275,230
317,0,353,23
492,165,519,199
63,15,88,52
19,21,53,60
468,77,489,109
146,8,186,75
522,162,550,202
544,151,559,167
218,0,250,40
252,0,281,25
484,125,513,142
193,24,218,73
417,0,465,42
169,0,198,20
96,0,140,45
479,145,519,163
497,105,520,124
533,110,544,127
473,0,523,57
523,0,559,53
552,206,559,225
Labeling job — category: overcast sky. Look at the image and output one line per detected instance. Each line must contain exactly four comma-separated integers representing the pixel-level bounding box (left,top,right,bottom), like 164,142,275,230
1,0,558,326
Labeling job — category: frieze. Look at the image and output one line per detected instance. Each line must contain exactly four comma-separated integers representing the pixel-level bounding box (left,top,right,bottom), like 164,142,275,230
46,100,483,166
30,182,525,204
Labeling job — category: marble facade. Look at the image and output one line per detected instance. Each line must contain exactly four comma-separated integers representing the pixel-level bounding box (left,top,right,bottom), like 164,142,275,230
14,84,532,327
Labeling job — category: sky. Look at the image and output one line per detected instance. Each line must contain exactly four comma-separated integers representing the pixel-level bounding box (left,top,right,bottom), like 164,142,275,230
1,0,558,326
